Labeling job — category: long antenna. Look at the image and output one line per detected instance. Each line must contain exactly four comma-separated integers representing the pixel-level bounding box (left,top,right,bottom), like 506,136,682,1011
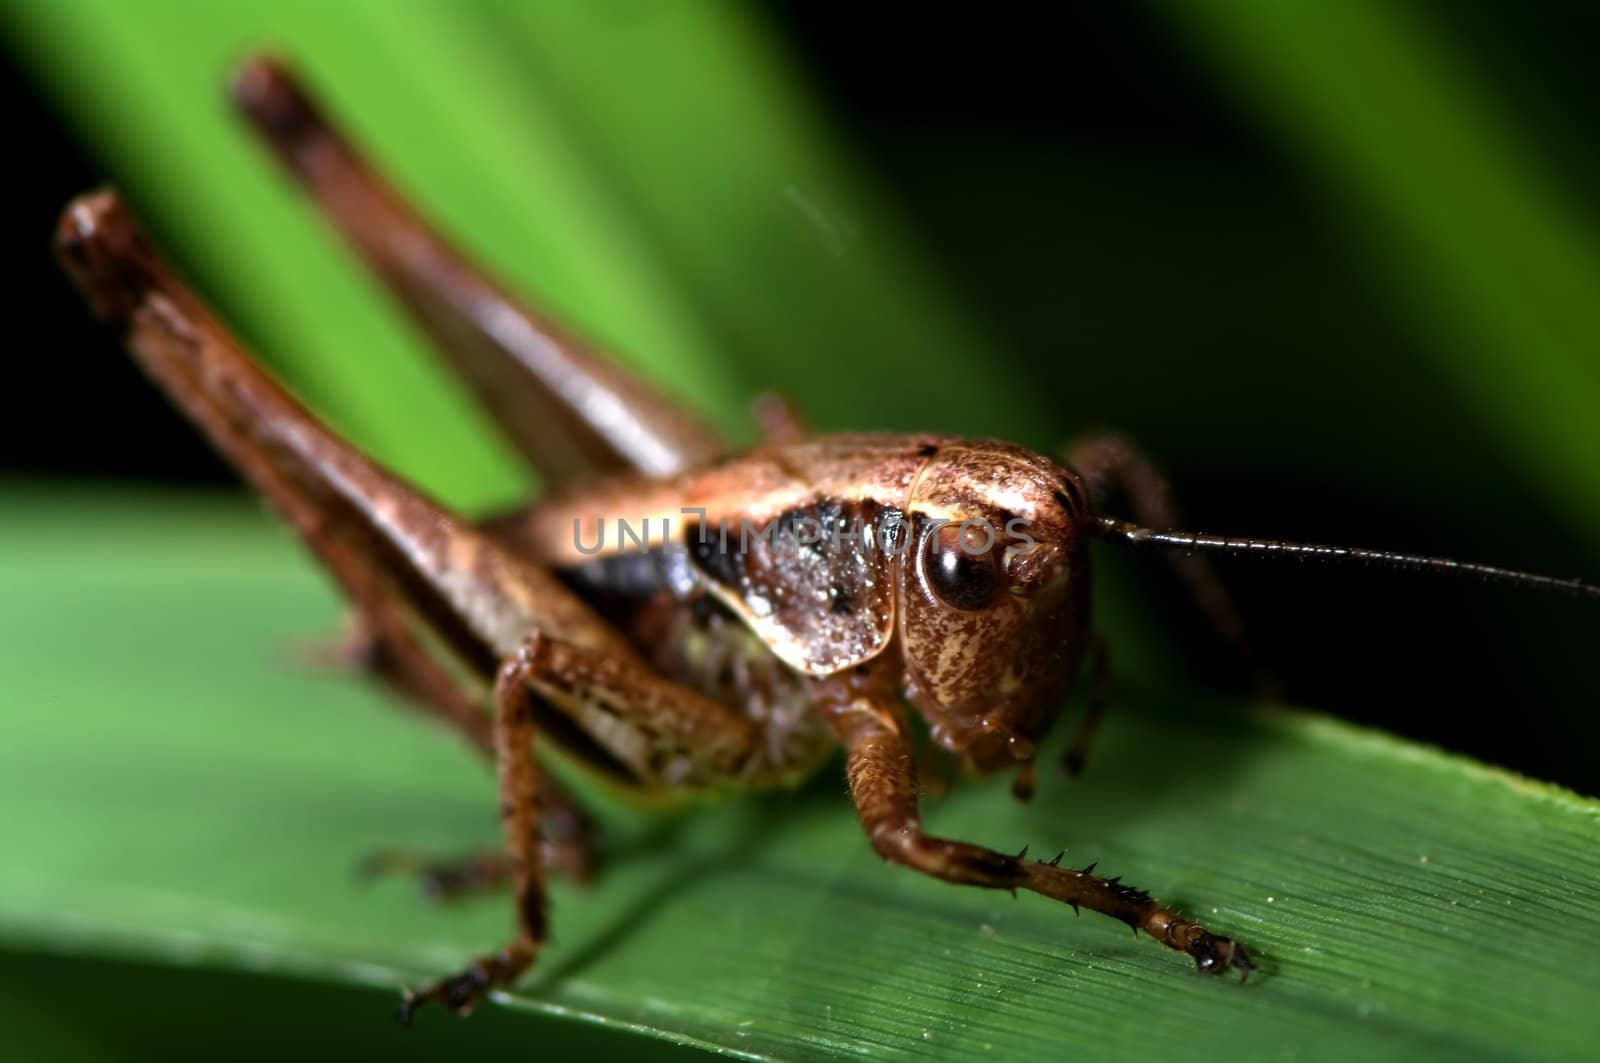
1093,515,1600,600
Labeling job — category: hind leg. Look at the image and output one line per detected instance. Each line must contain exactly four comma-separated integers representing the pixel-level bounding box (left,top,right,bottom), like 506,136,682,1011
59,191,743,1017
231,55,724,489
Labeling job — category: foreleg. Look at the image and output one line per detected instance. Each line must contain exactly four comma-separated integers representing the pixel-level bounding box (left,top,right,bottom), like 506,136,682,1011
827,700,1254,977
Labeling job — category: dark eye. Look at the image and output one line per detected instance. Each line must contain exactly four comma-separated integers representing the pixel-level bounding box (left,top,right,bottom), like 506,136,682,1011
920,524,1000,610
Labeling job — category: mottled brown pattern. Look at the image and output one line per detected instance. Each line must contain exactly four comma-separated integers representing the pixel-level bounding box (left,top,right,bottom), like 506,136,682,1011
683,499,897,676
896,440,1093,770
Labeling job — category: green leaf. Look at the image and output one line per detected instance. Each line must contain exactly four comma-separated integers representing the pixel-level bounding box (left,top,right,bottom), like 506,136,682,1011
1161,0,1600,542
2,487,1597,1060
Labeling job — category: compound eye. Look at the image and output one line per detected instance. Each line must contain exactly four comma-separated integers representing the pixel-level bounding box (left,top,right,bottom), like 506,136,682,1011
920,522,1001,610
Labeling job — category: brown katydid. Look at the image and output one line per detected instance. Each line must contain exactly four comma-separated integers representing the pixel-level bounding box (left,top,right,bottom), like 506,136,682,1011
53,56,1600,1022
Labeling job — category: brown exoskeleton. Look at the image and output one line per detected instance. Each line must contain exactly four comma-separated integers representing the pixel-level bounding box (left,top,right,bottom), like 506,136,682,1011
53,57,1600,1021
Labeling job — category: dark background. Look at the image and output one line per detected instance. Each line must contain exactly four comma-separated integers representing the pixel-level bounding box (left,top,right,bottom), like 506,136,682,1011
6,3,1598,792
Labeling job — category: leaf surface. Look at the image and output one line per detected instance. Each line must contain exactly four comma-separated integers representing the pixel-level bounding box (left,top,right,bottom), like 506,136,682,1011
1,489,1596,1060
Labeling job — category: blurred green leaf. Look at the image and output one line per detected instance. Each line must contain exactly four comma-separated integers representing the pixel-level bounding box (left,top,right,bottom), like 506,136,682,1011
1,488,1597,1060
453,3,1044,442
1162,0,1600,539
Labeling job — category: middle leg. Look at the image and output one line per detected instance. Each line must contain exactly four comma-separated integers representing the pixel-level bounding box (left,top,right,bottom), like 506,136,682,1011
398,629,768,1018
396,651,548,1022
